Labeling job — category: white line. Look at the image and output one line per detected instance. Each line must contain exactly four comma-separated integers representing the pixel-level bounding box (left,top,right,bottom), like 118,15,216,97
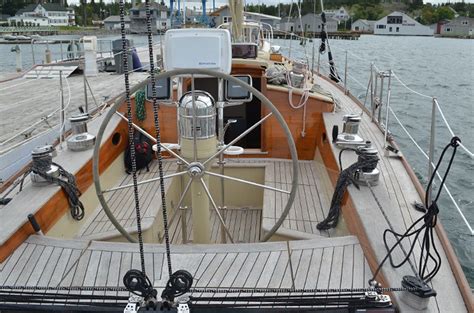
389,107,474,235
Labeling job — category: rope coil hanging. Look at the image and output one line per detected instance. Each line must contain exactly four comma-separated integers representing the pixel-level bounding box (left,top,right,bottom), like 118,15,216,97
31,158,85,221
370,137,461,286
317,148,378,230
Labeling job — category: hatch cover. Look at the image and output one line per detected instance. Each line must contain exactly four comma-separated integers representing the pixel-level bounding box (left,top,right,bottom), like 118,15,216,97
24,65,78,79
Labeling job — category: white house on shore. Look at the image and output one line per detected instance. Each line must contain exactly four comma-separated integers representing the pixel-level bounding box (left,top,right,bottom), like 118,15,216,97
351,19,375,33
279,14,338,33
104,15,130,31
130,2,170,33
209,5,280,29
244,11,281,29
440,17,473,38
8,3,75,27
374,12,433,36
324,7,350,22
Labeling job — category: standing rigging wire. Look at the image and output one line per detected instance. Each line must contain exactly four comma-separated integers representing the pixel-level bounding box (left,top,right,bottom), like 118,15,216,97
144,0,173,280
318,0,341,83
296,0,305,45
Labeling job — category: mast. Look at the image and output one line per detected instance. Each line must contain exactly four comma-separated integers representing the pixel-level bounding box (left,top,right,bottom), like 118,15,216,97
228,0,243,41
202,0,207,23
170,0,174,27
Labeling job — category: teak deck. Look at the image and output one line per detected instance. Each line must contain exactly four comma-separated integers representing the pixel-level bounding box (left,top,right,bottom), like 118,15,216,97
76,156,348,243
78,161,178,240
0,235,371,303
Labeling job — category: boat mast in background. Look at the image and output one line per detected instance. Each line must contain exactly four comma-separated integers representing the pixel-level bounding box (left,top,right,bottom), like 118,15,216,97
228,0,244,41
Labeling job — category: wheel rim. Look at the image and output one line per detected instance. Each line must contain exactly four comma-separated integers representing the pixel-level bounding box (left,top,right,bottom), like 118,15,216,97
93,68,299,243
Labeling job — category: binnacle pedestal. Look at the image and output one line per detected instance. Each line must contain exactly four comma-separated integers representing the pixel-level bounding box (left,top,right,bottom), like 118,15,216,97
179,91,217,244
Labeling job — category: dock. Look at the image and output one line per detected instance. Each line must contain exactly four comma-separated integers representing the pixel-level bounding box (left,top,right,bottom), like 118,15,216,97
0,45,153,182
274,31,360,40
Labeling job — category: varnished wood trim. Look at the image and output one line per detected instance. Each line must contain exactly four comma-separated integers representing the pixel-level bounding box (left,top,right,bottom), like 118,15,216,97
267,85,334,104
264,87,333,160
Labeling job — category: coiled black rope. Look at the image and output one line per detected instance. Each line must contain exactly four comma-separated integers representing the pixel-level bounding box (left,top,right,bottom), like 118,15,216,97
161,270,193,302
370,137,461,284
317,148,377,230
31,159,84,220
123,269,156,299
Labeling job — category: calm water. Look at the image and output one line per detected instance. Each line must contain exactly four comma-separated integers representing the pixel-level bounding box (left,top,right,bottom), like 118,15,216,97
0,34,473,286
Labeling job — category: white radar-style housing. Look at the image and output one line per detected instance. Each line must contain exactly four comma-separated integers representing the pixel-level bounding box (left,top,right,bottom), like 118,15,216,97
163,29,232,75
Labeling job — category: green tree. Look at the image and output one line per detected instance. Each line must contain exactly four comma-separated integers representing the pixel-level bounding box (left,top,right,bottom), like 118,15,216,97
420,5,436,24
469,4,474,17
435,6,455,21
350,4,368,20
408,0,423,11
1,0,30,16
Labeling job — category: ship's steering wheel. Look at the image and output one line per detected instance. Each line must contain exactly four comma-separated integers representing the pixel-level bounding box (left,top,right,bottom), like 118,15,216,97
92,68,299,243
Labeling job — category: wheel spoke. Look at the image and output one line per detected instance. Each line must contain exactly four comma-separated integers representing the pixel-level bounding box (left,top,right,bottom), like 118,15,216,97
191,74,198,162
205,171,290,194
202,112,273,166
199,178,235,243
102,171,187,194
94,69,298,244
115,111,190,165
174,178,193,216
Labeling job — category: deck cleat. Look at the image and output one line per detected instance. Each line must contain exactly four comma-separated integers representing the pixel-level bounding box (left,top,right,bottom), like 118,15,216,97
401,275,437,310
364,290,392,308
